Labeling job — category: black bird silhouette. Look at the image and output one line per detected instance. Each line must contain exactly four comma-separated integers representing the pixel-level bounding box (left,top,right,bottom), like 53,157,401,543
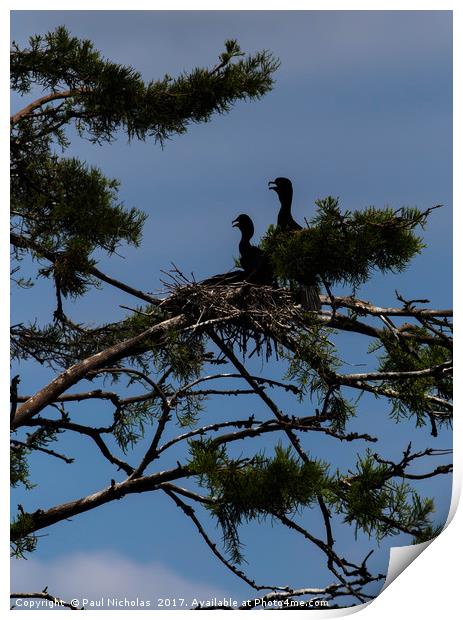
232,214,273,284
268,177,320,310
268,177,301,231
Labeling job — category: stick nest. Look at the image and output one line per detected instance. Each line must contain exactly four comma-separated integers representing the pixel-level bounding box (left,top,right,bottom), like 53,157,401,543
160,273,319,360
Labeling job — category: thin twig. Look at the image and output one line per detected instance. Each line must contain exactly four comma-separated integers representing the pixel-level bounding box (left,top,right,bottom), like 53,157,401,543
163,488,286,592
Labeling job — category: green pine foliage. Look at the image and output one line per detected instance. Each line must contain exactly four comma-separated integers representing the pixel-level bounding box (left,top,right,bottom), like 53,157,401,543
10,515,38,558
11,427,64,489
112,399,162,454
158,331,205,385
13,155,146,253
371,330,452,427
188,441,437,563
282,330,356,432
283,329,340,396
332,451,435,541
412,522,445,545
189,440,329,563
11,27,279,299
261,196,426,287
11,29,279,144
10,445,34,490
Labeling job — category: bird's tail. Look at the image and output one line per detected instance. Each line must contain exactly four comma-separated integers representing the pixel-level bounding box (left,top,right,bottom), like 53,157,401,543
299,285,321,311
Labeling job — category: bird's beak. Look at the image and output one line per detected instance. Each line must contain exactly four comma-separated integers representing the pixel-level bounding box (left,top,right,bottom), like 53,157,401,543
268,180,277,191
232,219,239,228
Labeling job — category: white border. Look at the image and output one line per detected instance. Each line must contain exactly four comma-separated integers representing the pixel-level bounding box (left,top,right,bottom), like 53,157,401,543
4,3,460,618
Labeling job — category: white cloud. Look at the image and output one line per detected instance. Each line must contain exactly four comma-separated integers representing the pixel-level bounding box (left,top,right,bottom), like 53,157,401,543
11,550,237,610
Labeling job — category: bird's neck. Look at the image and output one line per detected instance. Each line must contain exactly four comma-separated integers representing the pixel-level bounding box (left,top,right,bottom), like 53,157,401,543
277,191,293,217
278,207,292,228
239,232,253,252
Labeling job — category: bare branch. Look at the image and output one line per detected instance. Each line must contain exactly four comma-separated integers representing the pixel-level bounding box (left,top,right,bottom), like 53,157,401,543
159,483,215,505
176,372,300,396
129,398,172,479
10,232,160,306
16,389,122,406
320,294,452,318
90,264,161,306
208,329,310,464
273,512,368,604
20,417,134,475
11,439,74,464
163,488,285,592
11,464,190,540
339,361,452,382
338,379,452,415
157,417,261,455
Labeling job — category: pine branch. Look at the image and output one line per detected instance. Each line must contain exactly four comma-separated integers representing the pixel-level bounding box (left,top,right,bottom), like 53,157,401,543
10,89,83,125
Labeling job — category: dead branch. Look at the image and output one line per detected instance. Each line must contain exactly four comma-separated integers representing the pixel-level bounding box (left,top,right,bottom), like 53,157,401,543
320,294,452,318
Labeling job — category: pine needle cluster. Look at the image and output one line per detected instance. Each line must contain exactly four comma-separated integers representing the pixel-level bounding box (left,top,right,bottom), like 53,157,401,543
262,196,427,287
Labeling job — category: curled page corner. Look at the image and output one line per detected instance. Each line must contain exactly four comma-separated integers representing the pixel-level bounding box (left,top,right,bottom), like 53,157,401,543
381,540,433,591
324,602,371,617
382,474,460,593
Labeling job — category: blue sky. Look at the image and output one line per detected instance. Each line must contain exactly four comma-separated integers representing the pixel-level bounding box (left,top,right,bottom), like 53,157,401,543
10,10,452,609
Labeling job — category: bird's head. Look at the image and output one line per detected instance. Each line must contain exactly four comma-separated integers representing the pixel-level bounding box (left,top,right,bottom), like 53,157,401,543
232,214,254,238
268,177,293,199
